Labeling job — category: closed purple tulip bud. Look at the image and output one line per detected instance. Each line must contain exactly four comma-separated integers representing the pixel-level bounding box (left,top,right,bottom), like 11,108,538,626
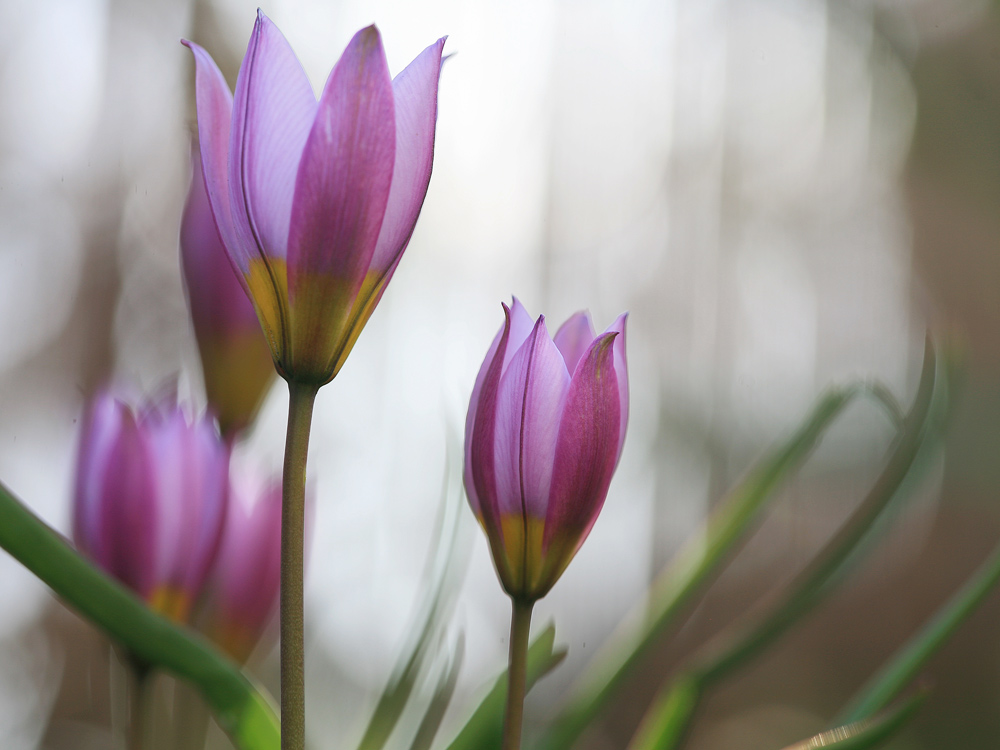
181,148,276,437
198,473,282,663
183,13,447,385
464,299,629,602
72,392,230,623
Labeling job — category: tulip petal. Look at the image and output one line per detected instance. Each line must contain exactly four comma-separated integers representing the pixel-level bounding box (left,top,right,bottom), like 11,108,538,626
368,36,446,278
553,311,596,374
464,298,535,515
604,313,629,461
229,11,318,267
325,37,447,375
183,40,241,271
181,149,260,336
494,316,570,518
541,332,621,569
287,24,395,287
209,477,282,660
101,410,158,598
467,304,512,577
73,392,123,558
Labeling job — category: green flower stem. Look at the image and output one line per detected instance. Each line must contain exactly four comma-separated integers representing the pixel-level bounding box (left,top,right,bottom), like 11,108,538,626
502,599,534,750
281,381,318,750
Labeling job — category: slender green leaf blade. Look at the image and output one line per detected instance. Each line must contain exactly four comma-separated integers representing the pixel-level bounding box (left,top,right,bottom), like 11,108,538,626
409,634,465,750
783,691,926,750
356,453,468,750
623,340,945,750
626,674,700,750
0,481,279,749
542,386,862,749
838,536,1000,724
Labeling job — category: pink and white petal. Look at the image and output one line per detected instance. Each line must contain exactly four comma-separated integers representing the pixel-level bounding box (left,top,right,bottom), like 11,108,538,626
543,332,622,552
181,148,260,334
464,298,534,501
145,411,188,583
493,316,571,517
180,418,231,598
287,25,395,291
502,297,536,371
237,479,282,633
466,304,512,548
73,392,124,557
229,11,317,264
182,41,243,270
367,36,446,279
517,322,571,516
553,311,596,374
464,313,506,515
100,410,158,598
603,312,629,461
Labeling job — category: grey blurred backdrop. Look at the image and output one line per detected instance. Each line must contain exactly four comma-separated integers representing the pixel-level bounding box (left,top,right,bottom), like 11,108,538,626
0,0,998,747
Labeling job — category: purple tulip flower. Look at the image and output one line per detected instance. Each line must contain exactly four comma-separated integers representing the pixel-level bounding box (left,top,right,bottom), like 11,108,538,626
181,148,276,437
72,392,230,623
464,299,629,602
198,472,282,663
184,12,446,384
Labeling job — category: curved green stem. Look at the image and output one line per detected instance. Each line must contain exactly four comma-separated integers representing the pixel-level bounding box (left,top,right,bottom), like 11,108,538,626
502,599,534,750
281,381,318,750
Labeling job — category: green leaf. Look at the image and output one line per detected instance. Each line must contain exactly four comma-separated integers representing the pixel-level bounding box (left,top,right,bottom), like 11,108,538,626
837,520,1000,724
409,634,465,750
542,382,874,749
626,340,946,750
446,623,567,750
356,449,468,750
626,674,700,750
781,690,926,750
0,481,279,749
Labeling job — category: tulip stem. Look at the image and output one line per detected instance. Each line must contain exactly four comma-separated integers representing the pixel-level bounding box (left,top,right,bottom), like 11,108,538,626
502,598,535,750
281,381,318,750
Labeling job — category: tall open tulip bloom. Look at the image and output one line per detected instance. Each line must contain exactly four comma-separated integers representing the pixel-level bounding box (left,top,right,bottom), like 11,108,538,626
184,12,446,384
181,149,275,437
464,299,628,750
184,15,446,746
72,392,230,624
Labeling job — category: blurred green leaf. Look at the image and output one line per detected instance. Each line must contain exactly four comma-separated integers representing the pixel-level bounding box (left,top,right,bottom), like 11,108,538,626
356,447,468,750
0,481,279,749
626,674,700,750
626,340,946,750
542,381,878,749
782,690,927,750
409,634,465,750
446,623,567,750
838,520,1000,724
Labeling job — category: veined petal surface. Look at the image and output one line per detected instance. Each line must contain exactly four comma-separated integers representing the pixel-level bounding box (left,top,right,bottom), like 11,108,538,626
183,41,241,271
553,311,596,375
543,332,621,553
493,317,570,518
230,10,317,266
